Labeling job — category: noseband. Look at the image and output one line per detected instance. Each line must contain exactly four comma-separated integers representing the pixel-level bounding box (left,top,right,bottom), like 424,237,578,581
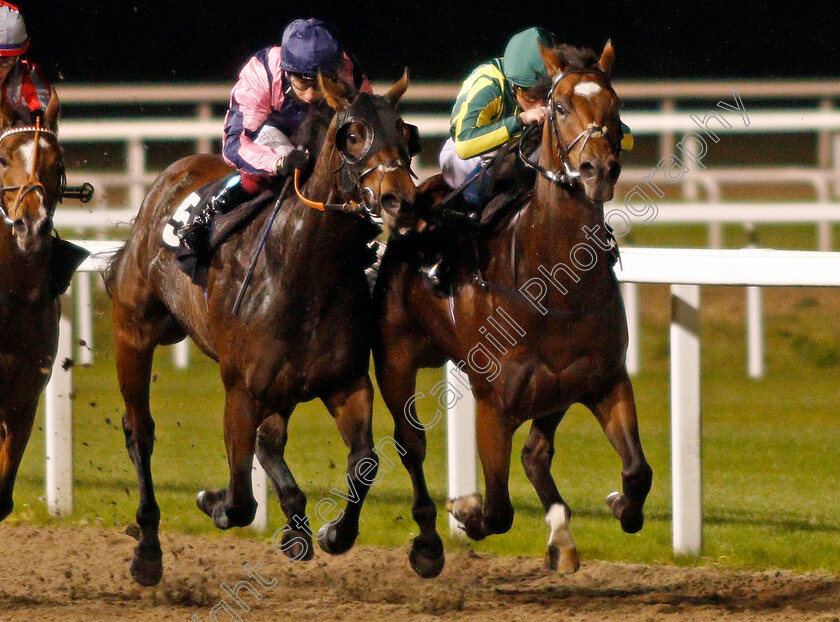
0,120,58,228
520,68,616,188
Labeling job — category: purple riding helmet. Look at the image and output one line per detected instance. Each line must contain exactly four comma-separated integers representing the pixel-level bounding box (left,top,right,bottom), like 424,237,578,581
280,18,343,78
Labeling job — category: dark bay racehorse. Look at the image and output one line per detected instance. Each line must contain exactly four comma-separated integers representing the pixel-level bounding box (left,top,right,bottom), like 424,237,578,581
374,43,652,577
106,74,416,586
0,95,64,521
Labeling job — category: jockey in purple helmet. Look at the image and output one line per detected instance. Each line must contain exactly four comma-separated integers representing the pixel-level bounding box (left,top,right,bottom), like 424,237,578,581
179,18,371,253
0,2,56,125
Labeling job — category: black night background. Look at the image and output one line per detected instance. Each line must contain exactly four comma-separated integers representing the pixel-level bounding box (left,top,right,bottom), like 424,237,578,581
21,0,840,86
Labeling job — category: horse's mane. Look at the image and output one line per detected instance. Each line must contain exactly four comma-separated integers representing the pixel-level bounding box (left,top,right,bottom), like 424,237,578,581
553,44,600,71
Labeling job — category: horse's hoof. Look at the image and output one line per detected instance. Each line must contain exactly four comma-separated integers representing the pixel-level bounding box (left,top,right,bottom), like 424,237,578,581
197,490,231,529
197,489,246,529
606,491,644,534
196,490,214,516
620,509,644,534
281,529,314,561
544,545,580,574
409,546,445,578
316,525,356,555
130,544,163,587
447,493,484,539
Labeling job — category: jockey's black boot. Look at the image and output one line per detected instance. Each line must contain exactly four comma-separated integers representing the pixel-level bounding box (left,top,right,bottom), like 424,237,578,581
178,176,250,254
419,199,481,297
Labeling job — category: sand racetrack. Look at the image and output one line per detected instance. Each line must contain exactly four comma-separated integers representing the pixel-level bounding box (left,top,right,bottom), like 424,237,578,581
0,524,838,621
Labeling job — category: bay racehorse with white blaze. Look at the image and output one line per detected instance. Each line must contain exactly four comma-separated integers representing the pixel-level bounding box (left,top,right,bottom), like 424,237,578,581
373,42,652,578
106,73,417,586
0,94,73,520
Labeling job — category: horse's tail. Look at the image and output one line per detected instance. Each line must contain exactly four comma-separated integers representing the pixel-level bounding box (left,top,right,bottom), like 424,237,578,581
102,245,126,298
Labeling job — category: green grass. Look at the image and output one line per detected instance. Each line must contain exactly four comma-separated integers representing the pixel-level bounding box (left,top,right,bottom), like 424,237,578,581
6,223,840,575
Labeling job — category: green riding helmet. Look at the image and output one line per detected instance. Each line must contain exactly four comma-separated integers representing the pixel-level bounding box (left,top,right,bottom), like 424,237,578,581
503,27,556,88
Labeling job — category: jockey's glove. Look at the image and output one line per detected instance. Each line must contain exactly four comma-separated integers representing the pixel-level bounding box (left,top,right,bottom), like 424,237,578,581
275,147,310,175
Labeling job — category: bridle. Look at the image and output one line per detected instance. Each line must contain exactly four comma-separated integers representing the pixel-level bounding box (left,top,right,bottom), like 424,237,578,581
520,68,618,188
0,119,59,229
294,93,418,227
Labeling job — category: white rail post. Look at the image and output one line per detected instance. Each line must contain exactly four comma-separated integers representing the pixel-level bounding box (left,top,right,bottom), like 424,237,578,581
74,272,94,366
746,285,764,378
250,456,268,532
45,295,74,517
745,225,764,378
196,102,213,154
621,282,640,375
670,284,701,555
446,361,477,535
833,134,840,200
660,99,676,159
127,136,146,210
173,340,190,369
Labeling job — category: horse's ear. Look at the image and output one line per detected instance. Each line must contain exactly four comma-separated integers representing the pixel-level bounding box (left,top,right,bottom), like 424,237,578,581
384,68,409,108
598,40,616,76
539,41,564,77
43,90,60,131
319,74,355,112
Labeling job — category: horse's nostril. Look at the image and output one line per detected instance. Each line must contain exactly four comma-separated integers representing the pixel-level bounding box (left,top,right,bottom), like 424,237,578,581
579,161,597,179
379,193,403,214
35,218,52,236
12,218,26,236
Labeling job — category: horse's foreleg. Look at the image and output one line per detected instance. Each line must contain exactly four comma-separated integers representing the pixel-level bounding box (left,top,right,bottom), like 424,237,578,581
521,413,580,573
317,374,375,556
196,381,258,529
115,321,162,587
452,400,515,541
0,401,37,521
255,413,313,561
587,372,653,534
375,348,443,578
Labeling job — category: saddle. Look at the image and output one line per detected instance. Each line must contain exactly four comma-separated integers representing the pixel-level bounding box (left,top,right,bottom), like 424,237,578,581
170,176,275,287
49,237,90,298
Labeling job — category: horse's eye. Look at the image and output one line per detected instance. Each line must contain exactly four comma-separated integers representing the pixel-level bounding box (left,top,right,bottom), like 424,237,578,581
347,131,360,145
0,156,6,167
555,103,566,116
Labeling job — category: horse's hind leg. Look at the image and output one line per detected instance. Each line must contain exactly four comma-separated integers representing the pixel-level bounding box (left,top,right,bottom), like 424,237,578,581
521,412,580,574
255,413,314,562
587,372,653,534
0,400,38,521
114,304,164,587
316,374,376,557
375,348,444,578
196,380,258,529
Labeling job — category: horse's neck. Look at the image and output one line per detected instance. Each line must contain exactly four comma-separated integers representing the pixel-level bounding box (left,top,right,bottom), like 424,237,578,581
0,231,51,302
265,164,363,285
494,177,613,298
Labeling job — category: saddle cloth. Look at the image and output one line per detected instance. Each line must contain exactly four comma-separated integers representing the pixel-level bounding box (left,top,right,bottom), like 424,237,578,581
162,175,274,287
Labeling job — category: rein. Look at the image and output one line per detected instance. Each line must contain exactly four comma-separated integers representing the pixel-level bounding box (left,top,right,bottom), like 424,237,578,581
0,119,57,228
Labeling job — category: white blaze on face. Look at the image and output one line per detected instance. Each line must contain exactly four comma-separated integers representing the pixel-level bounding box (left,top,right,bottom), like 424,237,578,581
16,137,51,174
573,81,602,99
14,138,51,220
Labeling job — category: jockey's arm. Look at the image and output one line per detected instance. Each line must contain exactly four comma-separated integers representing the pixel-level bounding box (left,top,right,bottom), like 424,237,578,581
451,81,522,160
221,55,286,176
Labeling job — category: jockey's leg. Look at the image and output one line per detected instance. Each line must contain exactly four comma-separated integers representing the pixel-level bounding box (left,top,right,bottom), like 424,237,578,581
178,174,252,252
